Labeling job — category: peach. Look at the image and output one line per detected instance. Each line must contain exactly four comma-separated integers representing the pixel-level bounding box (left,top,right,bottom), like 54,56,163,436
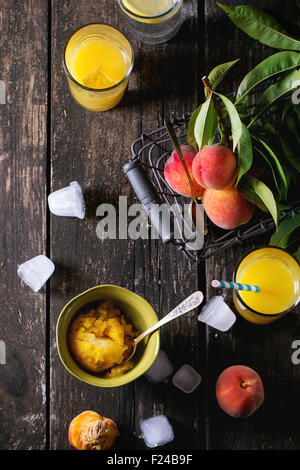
202,186,254,229
164,145,204,198
69,410,119,450
216,365,264,418
192,145,237,190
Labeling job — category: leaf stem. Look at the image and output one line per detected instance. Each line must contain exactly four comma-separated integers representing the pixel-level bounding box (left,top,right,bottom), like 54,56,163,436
164,118,195,202
202,76,230,147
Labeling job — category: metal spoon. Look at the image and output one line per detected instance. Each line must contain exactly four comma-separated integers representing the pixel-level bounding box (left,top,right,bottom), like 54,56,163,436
123,291,204,364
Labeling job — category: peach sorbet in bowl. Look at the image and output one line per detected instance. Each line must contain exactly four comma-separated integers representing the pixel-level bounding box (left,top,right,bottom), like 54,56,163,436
68,300,138,377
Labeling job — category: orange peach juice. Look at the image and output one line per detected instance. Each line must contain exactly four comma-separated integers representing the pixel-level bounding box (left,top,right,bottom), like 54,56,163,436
63,24,133,111
71,40,128,90
233,247,300,324
117,0,183,44
121,0,177,20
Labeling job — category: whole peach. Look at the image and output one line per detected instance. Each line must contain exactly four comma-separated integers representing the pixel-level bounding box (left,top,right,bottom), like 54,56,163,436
192,145,237,190
216,365,264,418
202,186,254,229
69,410,119,450
164,145,204,198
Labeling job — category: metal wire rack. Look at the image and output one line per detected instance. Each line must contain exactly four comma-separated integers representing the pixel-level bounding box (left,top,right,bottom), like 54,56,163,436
124,113,299,263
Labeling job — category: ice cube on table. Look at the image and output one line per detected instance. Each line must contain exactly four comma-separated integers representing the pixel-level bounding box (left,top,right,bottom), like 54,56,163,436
17,255,55,292
140,415,174,448
172,364,202,393
48,181,85,219
198,295,236,332
144,350,174,383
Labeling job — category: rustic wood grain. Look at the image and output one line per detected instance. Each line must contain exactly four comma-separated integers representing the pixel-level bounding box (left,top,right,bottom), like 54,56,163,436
1,0,300,451
132,0,206,450
49,0,143,450
204,0,300,450
0,0,48,450
49,0,206,450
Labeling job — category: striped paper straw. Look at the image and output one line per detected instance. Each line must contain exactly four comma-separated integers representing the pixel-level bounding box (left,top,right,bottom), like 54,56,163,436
212,279,260,293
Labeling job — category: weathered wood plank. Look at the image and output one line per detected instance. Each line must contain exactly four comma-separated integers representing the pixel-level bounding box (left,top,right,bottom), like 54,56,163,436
2,0,300,452
50,0,207,450
50,0,140,450
204,0,300,450
0,0,48,450
132,0,205,450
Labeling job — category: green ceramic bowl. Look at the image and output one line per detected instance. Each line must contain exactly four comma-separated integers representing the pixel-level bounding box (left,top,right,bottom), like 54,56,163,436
56,285,160,387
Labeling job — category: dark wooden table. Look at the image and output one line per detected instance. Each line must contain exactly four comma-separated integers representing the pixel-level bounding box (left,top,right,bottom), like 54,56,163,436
1,0,300,451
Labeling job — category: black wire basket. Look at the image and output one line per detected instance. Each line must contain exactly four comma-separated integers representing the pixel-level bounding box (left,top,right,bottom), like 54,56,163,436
123,113,299,263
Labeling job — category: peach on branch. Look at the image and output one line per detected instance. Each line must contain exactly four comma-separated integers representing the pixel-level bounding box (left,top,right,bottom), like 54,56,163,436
202,186,254,229
216,365,264,418
192,144,237,190
69,410,119,450
164,145,204,198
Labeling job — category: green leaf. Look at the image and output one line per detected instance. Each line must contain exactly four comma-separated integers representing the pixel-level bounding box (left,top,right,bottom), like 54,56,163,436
260,125,293,195
187,104,202,149
277,203,293,211
278,136,300,174
207,59,240,94
269,214,300,247
235,52,300,105
278,113,300,174
294,245,300,263
285,114,300,147
293,104,300,120
215,92,242,151
218,3,300,51
252,137,288,201
285,229,300,248
235,97,249,121
238,174,278,227
194,96,218,150
264,121,277,136
236,123,253,185
281,101,292,122
248,69,300,127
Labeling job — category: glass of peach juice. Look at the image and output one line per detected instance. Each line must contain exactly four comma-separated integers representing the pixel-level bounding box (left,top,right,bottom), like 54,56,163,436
233,247,300,324
117,0,183,44
63,24,133,112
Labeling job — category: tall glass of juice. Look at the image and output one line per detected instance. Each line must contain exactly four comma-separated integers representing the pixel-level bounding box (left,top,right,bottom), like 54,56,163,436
233,247,300,324
63,24,133,112
117,0,183,44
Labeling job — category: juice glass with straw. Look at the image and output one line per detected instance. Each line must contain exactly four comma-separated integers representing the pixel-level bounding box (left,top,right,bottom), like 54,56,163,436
117,0,183,44
232,247,300,325
63,24,133,112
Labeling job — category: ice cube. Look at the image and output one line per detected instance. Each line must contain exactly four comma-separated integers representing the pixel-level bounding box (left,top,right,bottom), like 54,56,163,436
140,415,174,448
198,295,236,332
48,181,85,219
172,364,201,393
17,255,55,292
144,350,174,383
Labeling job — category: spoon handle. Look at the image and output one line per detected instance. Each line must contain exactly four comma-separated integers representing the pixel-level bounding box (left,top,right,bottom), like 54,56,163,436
135,291,204,345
